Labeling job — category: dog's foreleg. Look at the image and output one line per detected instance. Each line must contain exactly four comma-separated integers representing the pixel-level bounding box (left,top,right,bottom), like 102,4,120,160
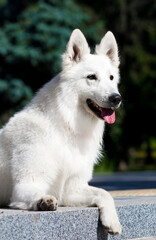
62,179,122,235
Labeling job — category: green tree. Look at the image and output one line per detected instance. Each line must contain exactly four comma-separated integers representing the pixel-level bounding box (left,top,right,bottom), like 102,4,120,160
0,0,105,126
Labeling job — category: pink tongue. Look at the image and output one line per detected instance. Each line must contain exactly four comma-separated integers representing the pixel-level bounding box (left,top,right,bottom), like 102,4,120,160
101,109,115,124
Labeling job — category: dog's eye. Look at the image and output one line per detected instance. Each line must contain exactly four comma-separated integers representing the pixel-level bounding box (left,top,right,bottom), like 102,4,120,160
110,75,114,80
87,74,97,80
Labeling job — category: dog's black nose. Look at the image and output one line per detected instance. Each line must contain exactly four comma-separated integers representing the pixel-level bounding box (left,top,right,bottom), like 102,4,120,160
109,93,122,106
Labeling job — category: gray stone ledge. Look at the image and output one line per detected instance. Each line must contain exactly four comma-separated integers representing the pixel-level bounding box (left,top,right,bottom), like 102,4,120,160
131,237,156,240
0,196,156,240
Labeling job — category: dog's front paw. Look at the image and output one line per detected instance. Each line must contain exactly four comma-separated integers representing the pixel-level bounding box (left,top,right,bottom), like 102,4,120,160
100,207,122,235
36,195,58,211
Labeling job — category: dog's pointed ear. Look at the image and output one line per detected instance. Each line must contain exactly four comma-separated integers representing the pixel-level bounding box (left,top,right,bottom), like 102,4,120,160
62,29,90,67
96,31,119,67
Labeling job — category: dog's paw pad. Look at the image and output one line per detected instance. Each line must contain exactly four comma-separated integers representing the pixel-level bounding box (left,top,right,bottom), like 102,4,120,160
100,207,122,235
104,224,122,235
37,196,58,211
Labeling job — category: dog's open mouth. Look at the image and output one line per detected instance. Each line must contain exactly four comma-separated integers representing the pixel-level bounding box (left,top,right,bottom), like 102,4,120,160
86,99,115,124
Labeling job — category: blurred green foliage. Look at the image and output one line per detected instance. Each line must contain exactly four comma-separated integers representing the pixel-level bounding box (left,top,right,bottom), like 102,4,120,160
0,0,156,171
0,0,104,121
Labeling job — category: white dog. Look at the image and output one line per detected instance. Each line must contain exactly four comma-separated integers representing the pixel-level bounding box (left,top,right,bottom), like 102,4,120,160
0,29,122,235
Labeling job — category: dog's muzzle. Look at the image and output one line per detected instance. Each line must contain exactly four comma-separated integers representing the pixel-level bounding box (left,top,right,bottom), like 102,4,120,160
109,93,122,108
86,93,121,124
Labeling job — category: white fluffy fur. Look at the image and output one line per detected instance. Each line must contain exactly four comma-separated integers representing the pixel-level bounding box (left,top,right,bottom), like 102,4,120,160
0,29,122,234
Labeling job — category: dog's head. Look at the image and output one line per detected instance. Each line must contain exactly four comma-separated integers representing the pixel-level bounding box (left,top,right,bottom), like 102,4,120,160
62,29,121,124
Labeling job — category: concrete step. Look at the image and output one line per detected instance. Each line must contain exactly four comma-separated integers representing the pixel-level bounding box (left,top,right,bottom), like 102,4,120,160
0,195,156,240
130,237,156,240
